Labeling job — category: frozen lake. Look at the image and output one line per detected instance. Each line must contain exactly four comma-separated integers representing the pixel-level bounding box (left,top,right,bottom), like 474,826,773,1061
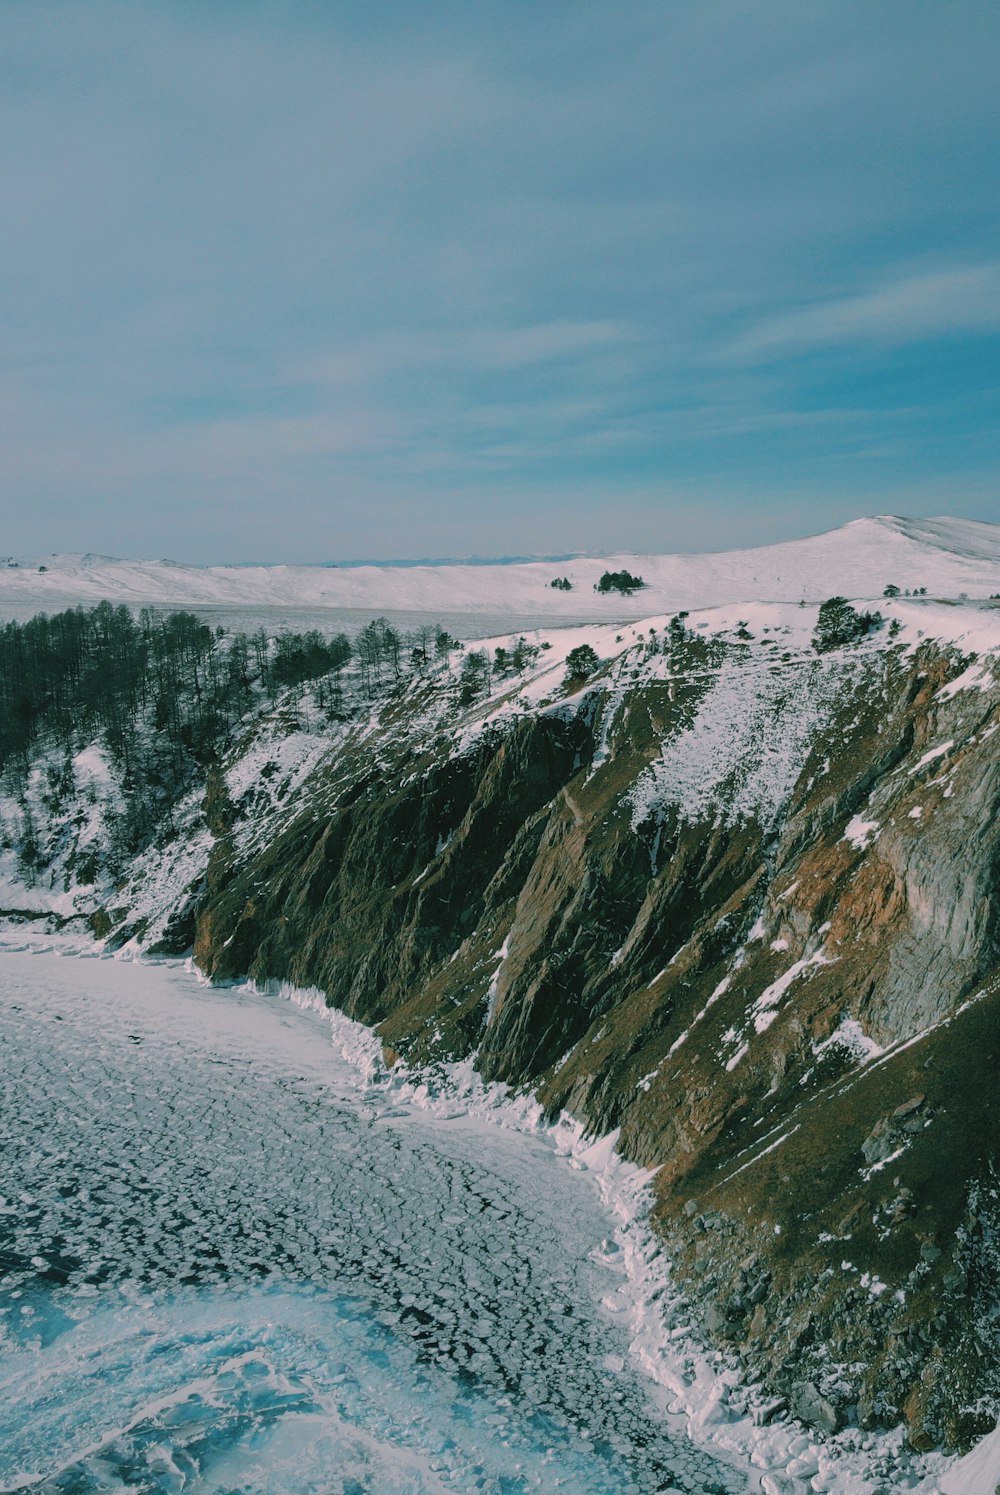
0,950,746,1494
0,597,610,644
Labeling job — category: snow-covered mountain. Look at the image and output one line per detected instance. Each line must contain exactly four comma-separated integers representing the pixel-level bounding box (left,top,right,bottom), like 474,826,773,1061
2,514,999,622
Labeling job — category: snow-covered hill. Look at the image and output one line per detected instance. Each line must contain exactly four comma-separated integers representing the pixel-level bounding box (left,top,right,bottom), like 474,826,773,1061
2,515,998,625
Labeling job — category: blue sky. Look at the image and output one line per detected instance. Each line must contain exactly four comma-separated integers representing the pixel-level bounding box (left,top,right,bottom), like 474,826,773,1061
1,2,998,561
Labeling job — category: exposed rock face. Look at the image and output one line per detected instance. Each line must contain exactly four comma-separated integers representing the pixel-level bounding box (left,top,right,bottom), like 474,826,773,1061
33,614,1000,1449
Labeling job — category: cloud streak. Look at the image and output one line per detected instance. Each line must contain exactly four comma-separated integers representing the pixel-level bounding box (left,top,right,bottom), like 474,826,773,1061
0,3,997,559
727,264,1000,362
299,321,637,388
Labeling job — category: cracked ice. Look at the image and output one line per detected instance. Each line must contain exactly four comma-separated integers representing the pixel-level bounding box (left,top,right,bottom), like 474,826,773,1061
0,951,743,1495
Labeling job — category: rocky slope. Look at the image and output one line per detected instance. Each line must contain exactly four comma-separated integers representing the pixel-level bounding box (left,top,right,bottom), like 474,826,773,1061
4,590,1000,1455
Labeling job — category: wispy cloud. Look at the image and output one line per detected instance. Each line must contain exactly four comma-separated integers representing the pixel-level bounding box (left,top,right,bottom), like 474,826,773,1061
726,264,1000,363
298,321,636,388
0,4,998,558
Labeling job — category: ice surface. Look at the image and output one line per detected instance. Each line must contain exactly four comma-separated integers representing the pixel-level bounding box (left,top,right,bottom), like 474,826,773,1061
0,951,745,1494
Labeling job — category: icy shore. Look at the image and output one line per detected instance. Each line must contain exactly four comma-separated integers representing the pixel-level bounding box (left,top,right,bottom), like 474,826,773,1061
3,929,999,1493
0,939,744,1494
263,972,998,1495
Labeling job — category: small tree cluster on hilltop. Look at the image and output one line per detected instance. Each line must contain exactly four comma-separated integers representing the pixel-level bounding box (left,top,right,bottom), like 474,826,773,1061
668,611,689,647
812,597,882,653
595,569,644,595
563,644,600,683
550,576,572,591
356,616,403,692
493,636,541,678
458,648,491,704
269,630,351,690
454,636,543,705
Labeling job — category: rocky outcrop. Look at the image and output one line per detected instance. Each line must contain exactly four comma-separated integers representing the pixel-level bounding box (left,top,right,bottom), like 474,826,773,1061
92,620,1000,1448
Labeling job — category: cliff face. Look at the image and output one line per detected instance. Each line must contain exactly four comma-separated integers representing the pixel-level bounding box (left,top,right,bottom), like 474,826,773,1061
9,601,1000,1449
182,610,1000,1450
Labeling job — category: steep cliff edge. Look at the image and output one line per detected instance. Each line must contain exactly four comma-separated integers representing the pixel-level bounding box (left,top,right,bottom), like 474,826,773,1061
187,601,1000,1450
4,594,1000,1451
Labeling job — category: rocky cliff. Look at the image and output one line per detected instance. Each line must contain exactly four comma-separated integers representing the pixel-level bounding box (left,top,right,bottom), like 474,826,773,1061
5,596,1000,1451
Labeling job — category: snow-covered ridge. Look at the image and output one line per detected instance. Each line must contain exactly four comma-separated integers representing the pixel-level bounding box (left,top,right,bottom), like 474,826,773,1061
2,514,998,624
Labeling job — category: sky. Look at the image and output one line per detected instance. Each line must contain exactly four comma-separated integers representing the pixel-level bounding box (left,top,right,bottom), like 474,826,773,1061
0,1,998,563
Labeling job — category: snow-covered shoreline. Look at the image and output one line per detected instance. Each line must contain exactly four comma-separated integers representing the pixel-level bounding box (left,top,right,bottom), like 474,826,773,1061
4,940,743,1493
255,975,995,1495
4,925,996,1493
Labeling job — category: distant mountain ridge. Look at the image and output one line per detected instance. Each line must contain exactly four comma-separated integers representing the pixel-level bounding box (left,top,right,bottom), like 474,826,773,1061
2,515,999,623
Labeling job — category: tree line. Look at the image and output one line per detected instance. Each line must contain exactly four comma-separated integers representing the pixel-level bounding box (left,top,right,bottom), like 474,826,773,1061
0,603,554,870
0,603,357,782
0,604,357,867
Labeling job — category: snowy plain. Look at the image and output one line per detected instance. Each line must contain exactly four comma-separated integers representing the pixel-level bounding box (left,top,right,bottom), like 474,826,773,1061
2,515,999,640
